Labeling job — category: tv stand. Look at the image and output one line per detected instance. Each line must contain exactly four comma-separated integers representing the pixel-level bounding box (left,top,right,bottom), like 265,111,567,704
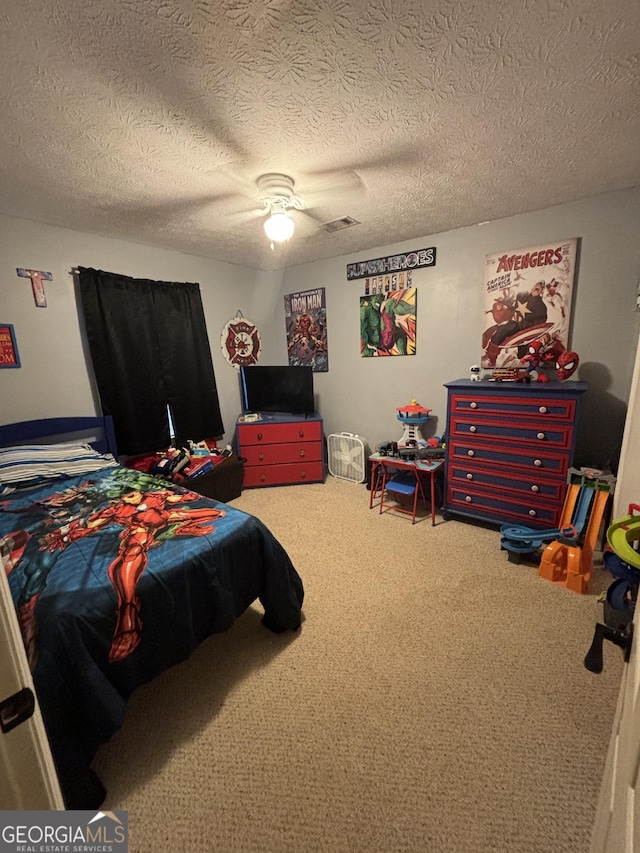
236,413,324,487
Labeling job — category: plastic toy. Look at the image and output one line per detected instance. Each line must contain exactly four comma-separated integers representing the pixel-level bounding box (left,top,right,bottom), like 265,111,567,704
520,340,551,382
605,504,640,570
537,469,615,593
469,365,481,381
396,400,431,448
556,350,579,380
500,467,616,594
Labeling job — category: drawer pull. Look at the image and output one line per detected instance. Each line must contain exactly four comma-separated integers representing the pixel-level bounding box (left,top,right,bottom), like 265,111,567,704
533,459,542,467
528,509,537,517
465,495,472,503
531,485,539,492
470,402,478,409
257,432,263,441
299,430,305,438
537,432,545,440
299,449,306,458
539,406,548,414
467,450,475,457
258,453,264,461
466,473,473,480
301,470,306,479
469,425,477,433
260,473,266,483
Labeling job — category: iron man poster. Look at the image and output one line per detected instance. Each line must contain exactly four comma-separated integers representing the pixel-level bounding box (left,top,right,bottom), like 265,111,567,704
481,238,577,370
284,288,328,372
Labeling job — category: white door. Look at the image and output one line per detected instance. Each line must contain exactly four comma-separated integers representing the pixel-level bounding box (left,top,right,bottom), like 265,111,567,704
590,327,640,850
589,622,640,852
0,559,64,809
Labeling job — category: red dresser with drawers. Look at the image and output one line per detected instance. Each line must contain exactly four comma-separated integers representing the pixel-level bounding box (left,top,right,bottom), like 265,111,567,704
442,379,588,527
236,413,324,488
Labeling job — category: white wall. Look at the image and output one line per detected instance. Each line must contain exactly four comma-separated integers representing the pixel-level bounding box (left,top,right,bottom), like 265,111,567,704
0,215,283,444
279,187,640,470
2,186,639,470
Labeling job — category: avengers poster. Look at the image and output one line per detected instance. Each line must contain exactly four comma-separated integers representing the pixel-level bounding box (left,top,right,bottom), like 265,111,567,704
481,238,577,370
360,287,417,357
284,288,328,372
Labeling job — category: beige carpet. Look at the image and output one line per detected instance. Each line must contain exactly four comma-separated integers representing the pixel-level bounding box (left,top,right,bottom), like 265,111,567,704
94,477,622,852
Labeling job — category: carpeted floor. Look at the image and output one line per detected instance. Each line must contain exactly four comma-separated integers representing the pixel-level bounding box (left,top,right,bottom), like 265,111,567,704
93,477,622,852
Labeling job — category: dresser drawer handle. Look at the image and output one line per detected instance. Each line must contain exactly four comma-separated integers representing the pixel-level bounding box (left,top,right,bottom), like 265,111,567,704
533,459,542,467
258,453,264,461
466,473,473,480
469,425,477,433
470,402,478,409
299,430,305,438
537,432,545,440
300,470,306,479
528,509,537,517
539,406,548,414
257,432,263,441
260,473,266,483
465,495,472,503
467,450,475,457
531,485,539,492
299,449,306,458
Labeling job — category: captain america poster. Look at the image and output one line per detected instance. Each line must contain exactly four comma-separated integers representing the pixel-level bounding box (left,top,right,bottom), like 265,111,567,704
481,238,577,370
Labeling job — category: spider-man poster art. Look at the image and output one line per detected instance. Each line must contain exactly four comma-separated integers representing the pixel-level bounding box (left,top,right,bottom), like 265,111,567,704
284,288,328,372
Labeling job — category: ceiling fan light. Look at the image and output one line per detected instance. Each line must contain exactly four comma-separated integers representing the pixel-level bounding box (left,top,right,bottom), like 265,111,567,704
264,211,294,243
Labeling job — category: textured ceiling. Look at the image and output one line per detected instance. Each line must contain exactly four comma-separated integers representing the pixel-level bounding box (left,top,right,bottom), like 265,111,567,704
1,0,639,271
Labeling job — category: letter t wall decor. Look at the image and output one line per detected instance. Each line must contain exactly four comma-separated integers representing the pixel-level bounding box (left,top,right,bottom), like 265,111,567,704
17,268,53,307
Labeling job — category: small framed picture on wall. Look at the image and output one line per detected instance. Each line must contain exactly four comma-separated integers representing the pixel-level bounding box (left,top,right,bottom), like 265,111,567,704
0,323,21,368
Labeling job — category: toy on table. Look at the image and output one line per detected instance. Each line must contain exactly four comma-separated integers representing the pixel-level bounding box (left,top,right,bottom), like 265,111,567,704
396,400,431,449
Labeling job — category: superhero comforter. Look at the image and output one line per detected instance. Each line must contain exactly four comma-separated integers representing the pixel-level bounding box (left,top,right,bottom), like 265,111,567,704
0,466,304,776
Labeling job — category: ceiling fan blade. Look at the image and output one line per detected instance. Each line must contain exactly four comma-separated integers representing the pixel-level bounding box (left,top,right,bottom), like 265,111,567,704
222,206,266,228
291,208,324,237
296,169,364,206
297,143,424,204
101,191,237,228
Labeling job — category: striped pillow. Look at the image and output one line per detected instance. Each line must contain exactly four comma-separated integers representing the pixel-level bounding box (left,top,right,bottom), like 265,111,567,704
0,442,117,491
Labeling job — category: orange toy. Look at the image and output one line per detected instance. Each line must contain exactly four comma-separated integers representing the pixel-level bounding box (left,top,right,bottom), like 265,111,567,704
537,469,615,594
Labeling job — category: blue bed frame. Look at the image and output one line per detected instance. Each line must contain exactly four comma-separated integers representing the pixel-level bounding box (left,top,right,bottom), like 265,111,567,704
0,415,118,457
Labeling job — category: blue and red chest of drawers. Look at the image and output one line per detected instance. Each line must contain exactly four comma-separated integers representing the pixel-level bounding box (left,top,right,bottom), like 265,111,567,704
443,379,588,528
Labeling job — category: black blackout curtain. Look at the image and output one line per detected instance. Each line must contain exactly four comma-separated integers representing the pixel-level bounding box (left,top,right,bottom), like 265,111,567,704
77,267,224,456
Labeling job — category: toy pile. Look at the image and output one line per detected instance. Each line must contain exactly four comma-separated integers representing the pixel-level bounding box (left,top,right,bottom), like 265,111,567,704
125,439,234,483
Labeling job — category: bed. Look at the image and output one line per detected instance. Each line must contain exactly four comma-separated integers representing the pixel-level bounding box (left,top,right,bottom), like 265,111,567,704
0,416,304,806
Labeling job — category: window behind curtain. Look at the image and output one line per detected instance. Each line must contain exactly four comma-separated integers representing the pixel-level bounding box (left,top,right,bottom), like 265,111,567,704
77,267,224,456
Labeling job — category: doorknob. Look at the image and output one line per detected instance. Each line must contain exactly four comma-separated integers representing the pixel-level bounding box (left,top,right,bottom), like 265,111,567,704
0,686,35,733
584,622,634,673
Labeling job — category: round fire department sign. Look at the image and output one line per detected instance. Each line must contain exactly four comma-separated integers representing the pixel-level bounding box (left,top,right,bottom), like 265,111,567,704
221,313,262,369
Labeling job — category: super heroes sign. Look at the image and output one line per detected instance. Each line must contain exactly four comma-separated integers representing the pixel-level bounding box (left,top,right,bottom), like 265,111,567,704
347,247,436,281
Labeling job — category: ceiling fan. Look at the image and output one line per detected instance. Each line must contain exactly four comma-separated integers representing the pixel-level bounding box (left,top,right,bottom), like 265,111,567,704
217,168,364,248
256,173,306,246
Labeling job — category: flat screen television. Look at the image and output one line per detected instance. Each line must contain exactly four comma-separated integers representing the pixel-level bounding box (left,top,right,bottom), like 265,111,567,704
239,365,315,416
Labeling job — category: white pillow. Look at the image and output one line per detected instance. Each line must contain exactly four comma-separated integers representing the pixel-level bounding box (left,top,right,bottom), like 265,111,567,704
0,442,117,488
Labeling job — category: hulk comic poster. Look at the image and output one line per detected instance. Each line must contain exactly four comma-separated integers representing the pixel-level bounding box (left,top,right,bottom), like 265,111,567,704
481,238,577,370
360,287,417,357
284,287,328,372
